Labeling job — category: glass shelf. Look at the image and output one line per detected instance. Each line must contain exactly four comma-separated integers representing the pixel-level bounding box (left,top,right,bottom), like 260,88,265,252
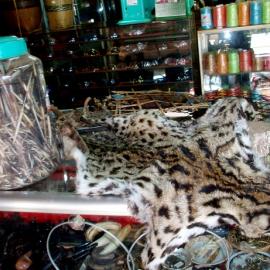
198,23,270,102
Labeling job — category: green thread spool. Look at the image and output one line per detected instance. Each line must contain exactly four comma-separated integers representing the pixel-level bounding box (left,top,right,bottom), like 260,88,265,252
226,3,238,27
228,50,240,74
262,0,270,24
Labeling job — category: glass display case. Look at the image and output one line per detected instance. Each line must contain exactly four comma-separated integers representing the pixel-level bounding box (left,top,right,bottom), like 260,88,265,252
197,24,270,105
27,18,195,109
0,0,199,109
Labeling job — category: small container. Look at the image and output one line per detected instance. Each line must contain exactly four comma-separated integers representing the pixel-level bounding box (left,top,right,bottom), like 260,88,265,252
217,50,228,74
200,6,213,30
0,36,62,190
226,3,238,27
228,86,242,97
162,248,191,269
228,252,270,270
213,4,226,29
262,0,270,24
45,0,74,31
205,90,218,101
264,56,270,70
250,1,262,25
204,52,217,75
239,49,253,72
238,1,250,26
228,50,240,74
185,234,231,267
253,55,264,71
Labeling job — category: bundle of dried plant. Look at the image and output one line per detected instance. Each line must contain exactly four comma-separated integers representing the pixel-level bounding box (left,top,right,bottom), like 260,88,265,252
0,67,61,190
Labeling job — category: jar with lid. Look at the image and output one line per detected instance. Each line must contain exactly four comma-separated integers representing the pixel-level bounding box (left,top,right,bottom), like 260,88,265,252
0,36,62,190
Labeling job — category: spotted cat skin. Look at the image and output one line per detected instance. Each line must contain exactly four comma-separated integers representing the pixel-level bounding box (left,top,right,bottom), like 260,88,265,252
63,97,270,270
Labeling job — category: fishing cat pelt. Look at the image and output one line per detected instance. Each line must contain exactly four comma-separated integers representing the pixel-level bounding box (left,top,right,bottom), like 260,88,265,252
62,97,270,270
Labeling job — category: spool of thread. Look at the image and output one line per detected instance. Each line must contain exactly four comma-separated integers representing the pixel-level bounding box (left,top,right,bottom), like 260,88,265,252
262,0,270,24
264,56,270,70
205,52,217,75
213,4,226,29
250,1,262,25
226,3,238,27
205,91,217,101
218,89,227,98
217,51,228,74
238,1,250,26
228,86,241,97
200,6,213,30
239,49,253,72
253,55,264,71
228,50,240,74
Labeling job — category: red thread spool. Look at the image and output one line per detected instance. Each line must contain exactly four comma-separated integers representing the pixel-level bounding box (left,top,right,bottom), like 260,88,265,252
205,91,217,101
239,49,253,72
253,55,264,71
228,86,241,97
213,5,226,29
264,56,270,70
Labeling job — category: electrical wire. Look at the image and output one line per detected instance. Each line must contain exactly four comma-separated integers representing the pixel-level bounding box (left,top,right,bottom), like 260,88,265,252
47,222,269,270
46,221,135,270
126,231,148,269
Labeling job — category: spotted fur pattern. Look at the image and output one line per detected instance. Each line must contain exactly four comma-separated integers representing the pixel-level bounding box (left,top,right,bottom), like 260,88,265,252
63,97,270,270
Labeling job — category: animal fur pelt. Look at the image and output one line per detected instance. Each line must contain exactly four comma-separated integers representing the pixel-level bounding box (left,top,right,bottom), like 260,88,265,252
62,97,270,270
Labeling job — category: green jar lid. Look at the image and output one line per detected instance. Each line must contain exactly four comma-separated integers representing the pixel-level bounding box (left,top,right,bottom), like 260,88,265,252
0,36,28,60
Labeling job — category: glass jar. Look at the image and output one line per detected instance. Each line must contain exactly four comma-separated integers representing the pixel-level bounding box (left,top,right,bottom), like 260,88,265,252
0,36,62,190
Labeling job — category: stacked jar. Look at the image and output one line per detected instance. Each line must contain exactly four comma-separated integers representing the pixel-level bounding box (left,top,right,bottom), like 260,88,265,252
200,0,270,30
0,36,62,190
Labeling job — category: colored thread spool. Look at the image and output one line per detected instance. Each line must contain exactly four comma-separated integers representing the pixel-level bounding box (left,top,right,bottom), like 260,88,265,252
253,55,264,71
205,52,217,75
218,89,227,98
228,86,241,97
200,6,213,30
250,1,262,25
239,49,253,72
226,3,238,27
205,91,217,101
262,0,270,24
213,4,226,29
228,50,240,74
238,1,250,26
217,51,228,74
264,56,270,70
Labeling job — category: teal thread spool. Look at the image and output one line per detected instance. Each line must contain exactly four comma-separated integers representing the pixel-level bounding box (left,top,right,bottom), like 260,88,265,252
262,0,270,24
250,1,262,25
200,6,213,29
226,3,238,27
228,50,240,74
